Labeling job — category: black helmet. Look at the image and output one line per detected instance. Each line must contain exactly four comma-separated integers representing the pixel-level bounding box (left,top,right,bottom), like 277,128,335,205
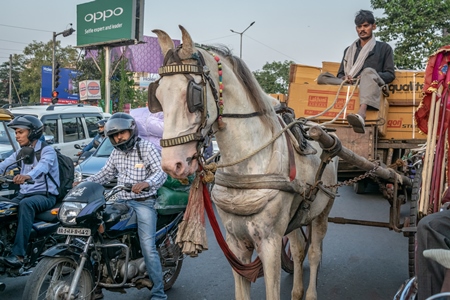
8,115,43,142
97,119,107,136
104,113,139,152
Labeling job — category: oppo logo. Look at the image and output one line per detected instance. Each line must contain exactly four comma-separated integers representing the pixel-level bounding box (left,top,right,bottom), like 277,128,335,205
85,7,123,23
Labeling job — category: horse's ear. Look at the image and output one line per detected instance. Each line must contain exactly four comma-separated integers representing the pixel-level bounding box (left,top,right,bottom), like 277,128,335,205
152,29,175,57
178,25,195,60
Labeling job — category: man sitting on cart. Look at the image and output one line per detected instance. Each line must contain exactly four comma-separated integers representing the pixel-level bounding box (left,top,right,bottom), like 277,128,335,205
318,9,395,134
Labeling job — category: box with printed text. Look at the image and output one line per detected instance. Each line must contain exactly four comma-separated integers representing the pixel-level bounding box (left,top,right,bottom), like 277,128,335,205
384,106,426,140
287,83,388,136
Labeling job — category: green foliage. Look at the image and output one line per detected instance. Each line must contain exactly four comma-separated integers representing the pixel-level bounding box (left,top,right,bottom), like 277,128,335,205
371,0,450,69
112,58,135,112
253,60,294,94
133,89,148,108
0,54,24,104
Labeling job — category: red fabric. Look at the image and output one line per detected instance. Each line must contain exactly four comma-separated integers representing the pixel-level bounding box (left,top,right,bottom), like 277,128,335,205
202,183,264,282
415,45,450,134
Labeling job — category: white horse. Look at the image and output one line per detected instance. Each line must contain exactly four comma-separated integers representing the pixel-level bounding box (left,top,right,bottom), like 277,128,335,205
151,25,338,300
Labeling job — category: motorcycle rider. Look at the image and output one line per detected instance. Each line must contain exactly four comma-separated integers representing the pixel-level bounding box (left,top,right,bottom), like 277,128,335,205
74,113,168,300
0,116,59,268
77,119,107,155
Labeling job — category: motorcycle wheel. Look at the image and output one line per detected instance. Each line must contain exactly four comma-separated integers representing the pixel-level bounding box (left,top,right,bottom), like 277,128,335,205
22,257,93,300
161,241,183,291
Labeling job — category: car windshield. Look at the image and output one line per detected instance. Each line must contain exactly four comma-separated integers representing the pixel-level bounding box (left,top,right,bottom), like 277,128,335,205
95,138,114,157
0,120,19,160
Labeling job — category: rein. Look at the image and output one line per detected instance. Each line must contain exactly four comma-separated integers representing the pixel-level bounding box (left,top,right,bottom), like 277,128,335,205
213,119,305,168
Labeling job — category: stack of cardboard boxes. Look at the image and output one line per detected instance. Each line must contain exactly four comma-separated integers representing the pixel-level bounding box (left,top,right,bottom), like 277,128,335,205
287,62,426,140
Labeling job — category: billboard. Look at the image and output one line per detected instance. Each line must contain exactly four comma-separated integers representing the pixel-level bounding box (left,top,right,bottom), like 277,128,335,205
41,66,79,104
77,0,144,48
139,74,159,88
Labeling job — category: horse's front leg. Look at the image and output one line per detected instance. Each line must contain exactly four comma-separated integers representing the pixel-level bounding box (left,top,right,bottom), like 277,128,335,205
305,198,334,300
255,234,283,300
226,234,253,300
286,227,307,300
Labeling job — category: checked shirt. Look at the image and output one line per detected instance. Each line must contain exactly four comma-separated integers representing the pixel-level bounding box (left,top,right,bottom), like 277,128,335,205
86,139,167,200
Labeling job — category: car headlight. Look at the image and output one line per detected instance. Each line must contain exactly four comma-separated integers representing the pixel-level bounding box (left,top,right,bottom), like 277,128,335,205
58,202,87,225
74,171,83,183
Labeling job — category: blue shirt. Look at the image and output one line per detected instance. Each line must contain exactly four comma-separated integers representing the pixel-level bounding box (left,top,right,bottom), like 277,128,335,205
0,140,59,195
83,134,104,152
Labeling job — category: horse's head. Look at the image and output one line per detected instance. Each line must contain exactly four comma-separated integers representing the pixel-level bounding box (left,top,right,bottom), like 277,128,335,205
151,26,219,178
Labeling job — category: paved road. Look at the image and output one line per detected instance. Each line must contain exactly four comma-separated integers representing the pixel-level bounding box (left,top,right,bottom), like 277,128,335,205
1,183,410,299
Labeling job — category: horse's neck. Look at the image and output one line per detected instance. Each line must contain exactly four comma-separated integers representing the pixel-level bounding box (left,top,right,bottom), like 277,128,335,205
215,110,286,175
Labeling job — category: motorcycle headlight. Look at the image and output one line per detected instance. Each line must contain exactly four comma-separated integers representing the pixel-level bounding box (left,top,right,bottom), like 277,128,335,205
74,171,83,183
58,202,87,225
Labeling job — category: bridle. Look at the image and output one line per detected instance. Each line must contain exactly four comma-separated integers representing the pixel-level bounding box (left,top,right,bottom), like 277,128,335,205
148,46,220,157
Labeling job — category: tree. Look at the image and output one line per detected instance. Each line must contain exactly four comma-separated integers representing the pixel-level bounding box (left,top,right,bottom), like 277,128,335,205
371,0,450,69
133,89,148,108
253,60,294,94
19,40,78,103
0,54,24,105
112,58,135,112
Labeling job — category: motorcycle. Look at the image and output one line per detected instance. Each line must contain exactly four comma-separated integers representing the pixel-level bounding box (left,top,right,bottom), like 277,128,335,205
0,153,62,293
23,181,184,300
73,144,93,166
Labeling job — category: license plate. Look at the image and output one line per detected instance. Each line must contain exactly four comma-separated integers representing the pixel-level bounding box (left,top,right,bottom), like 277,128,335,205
57,227,91,236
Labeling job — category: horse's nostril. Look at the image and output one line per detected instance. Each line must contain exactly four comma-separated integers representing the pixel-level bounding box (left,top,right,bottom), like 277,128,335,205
175,162,183,173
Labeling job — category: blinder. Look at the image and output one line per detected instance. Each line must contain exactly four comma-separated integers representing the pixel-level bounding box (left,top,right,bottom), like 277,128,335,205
148,80,162,113
187,79,204,113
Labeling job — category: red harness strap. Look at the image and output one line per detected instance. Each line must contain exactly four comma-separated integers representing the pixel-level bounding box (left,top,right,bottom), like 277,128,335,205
277,117,296,181
202,183,264,282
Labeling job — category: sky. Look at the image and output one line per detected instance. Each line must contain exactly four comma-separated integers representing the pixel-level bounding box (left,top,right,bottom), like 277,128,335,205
0,0,386,72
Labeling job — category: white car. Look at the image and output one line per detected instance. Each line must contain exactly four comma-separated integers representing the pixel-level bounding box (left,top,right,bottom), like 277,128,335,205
9,104,105,158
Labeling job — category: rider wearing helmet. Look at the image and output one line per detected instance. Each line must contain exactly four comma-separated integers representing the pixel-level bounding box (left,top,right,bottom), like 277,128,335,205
78,119,107,155
75,112,168,300
0,115,59,268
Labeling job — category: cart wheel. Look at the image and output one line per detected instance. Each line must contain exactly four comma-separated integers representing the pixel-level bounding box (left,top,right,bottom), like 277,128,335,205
353,180,367,194
408,166,422,278
281,226,311,274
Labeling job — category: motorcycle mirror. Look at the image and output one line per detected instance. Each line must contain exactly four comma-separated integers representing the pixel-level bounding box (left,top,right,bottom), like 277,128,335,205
74,144,82,150
18,147,35,165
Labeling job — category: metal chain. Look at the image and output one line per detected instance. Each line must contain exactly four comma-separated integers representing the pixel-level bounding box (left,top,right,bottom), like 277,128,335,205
323,162,380,189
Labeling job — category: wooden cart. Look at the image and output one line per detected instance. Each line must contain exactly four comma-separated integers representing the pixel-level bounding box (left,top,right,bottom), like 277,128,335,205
283,63,427,277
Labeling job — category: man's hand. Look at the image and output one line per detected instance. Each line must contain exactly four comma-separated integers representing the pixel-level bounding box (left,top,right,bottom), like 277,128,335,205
343,75,353,83
132,182,150,194
73,181,81,187
13,174,32,185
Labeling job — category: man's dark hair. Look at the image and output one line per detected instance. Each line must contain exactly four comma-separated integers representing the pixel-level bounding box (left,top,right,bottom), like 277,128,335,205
354,10,375,26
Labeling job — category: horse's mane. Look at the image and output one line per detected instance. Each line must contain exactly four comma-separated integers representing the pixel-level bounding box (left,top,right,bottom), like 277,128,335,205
199,45,278,133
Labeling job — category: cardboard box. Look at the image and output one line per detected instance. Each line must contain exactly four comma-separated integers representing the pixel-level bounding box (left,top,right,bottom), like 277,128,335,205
296,62,424,106
287,83,388,136
322,61,341,76
386,70,424,106
289,64,321,84
384,106,427,140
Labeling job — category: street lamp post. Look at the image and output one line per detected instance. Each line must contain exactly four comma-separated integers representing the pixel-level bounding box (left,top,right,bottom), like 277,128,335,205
52,26,75,92
230,21,255,59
